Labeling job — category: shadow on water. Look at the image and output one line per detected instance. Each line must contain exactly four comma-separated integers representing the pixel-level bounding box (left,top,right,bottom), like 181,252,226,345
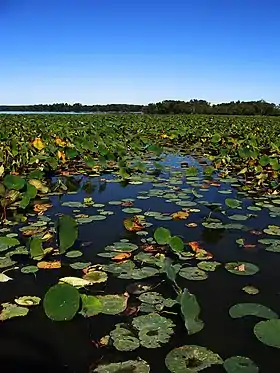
0,154,280,372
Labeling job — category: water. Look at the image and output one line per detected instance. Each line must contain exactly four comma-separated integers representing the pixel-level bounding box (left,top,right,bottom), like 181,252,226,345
0,154,279,372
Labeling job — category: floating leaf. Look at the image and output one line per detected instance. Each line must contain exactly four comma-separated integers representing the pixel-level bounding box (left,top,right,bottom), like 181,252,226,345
197,261,220,271
65,250,83,258
43,284,80,321
254,319,280,348
70,261,91,270
83,270,108,283
37,261,61,269
30,237,44,260
229,303,277,319
93,359,150,373
0,237,20,252
225,198,241,209
225,262,259,276
0,302,29,321
21,265,39,274
169,236,184,252
223,356,259,373
96,294,129,315
132,313,175,348
179,267,208,281
3,175,25,190
0,273,12,282
58,215,78,254
80,294,102,317
59,276,92,288
154,227,171,245
15,296,41,307
122,207,142,214
165,345,223,373
110,323,140,351
178,289,204,335
242,285,259,295
171,211,189,220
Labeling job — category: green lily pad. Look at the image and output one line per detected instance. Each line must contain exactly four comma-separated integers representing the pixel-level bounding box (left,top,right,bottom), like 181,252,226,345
225,262,259,276
21,265,39,274
61,201,84,208
83,270,108,283
0,237,20,252
118,267,159,280
197,261,221,271
228,214,248,221
93,359,150,373
254,319,280,348
132,313,175,348
263,225,280,236
15,296,41,306
122,207,143,214
30,237,44,260
169,236,184,252
65,250,83,258
43,284,80,321
96,294,128,315
0,302,29,321
165,345,223,372
110,323,140,351
229,303,277,319
3,175,25,190
242,286,259,295
58,215,78,254
223,356,259,373
80,294,103,317
225,198,241,209
179,267,208,280
70,261,91,270
154,227,171,245
178,289,204,335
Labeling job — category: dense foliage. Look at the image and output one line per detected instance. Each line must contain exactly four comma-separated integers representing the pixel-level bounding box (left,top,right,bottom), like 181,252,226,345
1,99,280,115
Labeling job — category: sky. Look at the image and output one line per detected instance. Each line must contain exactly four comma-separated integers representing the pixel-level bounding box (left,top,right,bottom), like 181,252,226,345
1,0,280,105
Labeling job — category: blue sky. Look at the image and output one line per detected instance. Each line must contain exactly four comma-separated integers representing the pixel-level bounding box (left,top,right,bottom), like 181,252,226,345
1,0,280,105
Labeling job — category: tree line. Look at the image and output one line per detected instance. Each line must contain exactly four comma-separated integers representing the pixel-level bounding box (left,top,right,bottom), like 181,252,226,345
1,99,280,115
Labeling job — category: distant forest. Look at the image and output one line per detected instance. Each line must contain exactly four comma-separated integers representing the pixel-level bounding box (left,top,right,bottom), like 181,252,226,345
1,99,280,116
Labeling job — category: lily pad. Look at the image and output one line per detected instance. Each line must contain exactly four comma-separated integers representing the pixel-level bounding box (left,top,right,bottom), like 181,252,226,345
4,175,25,190
132,313,175,348
14,296,41,306
83,270,108,283
96,294,129,315
110,323,140,351
65,250,83,258
228,214,248,221
223,356,259,373
70,261,91,270
254,319,280,348
43,284,80,321
169,236,185,252
179,267,208,281
122,207,143,214
263,225,280,236
165,345,223,372
225,262,259,276
58,215,78,254
197,261,220,272
178,289,204,335
229,303,277,319
154,227,171,245
93,359,150,373
0,302,29,321
0,273,13,282
21,265,39,274
225,198,241,209
0,237,20,252
80,294,103,317
59,276,92,288
242,286,259,295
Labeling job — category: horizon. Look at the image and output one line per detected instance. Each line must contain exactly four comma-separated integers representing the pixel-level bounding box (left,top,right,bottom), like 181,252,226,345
1,0,280,105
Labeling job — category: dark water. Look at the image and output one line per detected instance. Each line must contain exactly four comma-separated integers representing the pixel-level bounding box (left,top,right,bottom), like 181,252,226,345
0,154,280,372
